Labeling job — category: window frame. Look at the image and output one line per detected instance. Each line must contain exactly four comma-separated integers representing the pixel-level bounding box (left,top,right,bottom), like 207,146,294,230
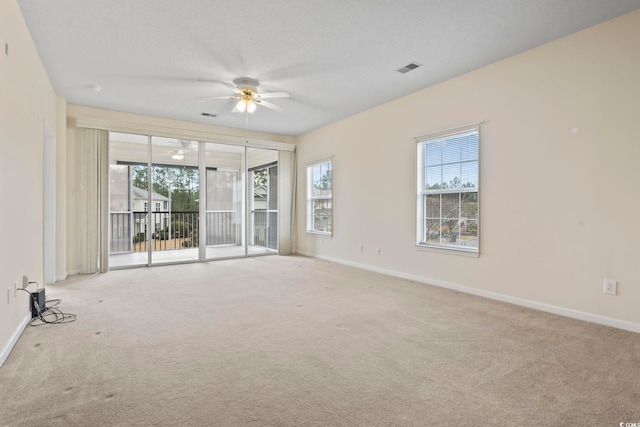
415,124,480,255
306,158,333,236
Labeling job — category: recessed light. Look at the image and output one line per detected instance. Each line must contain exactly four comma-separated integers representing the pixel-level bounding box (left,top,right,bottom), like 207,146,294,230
89,84,102,92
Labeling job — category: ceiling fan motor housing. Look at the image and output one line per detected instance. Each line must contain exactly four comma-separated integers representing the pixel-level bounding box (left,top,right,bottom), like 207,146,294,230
233,77,259,92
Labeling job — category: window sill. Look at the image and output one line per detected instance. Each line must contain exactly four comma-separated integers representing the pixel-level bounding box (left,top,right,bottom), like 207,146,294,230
415,243,479,258
307,230,332,237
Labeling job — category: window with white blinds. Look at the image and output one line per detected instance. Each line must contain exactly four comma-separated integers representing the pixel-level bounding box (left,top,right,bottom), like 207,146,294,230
416,125,479,252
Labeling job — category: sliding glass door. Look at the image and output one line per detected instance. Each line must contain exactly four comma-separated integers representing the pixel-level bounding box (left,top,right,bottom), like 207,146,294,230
204,142,245,260
109,132,149,268
248,148,278,255
149,137,200,264
108,132,281,268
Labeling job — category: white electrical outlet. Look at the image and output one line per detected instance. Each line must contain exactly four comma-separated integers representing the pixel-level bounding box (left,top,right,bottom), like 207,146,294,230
376,247,381,255
22,275,29,289
14,281,18,297
359,244,364,253
603,279,617,295
6,288,11,304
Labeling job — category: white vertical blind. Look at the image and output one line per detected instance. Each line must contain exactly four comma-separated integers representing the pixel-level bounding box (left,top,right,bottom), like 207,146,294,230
80,128,109,272
198,141,207,261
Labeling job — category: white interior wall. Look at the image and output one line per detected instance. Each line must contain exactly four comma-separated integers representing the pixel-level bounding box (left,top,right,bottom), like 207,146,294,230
55,96,67,281
295,10,640,329
0,0,58,364
65,125,82,277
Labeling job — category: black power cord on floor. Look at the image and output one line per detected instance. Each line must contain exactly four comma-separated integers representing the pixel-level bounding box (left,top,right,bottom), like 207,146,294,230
18,284,77,326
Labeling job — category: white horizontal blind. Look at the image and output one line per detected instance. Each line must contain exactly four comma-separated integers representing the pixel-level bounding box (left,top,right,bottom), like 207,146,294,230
417,126,479,252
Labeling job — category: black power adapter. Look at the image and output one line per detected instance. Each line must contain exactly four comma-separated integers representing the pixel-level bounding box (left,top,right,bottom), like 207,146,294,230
30,288,46,318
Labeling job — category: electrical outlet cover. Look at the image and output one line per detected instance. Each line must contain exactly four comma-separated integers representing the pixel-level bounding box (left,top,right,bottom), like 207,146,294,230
604,279,617,295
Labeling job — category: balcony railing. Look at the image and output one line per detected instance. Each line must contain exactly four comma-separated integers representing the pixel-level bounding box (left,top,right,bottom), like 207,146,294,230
251,210,277,250
252,211,267,247
110,211,241,253
205,211,239,246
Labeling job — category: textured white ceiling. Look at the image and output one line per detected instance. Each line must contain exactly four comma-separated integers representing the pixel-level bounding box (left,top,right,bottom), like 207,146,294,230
17,0,640,136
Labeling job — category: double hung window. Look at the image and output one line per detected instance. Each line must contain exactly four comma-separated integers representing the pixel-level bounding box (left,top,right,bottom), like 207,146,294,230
416,126,479,252
306,159,333,235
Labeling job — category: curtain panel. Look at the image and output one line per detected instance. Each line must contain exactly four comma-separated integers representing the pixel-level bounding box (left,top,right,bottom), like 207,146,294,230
277,150,296,255
80,128,109,273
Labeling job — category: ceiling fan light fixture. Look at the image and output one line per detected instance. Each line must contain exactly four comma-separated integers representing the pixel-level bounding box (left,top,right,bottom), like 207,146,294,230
233,99,246,113
246,99,257,113
234,97,257,114
206,77,286,115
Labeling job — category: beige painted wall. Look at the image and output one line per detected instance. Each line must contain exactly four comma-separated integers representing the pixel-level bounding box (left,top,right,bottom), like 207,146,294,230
0,0,58,360
55,96,67,281
295,10,640,327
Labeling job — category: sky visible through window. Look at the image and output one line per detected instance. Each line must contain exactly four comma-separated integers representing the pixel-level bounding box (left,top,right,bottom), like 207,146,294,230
425,131,478,191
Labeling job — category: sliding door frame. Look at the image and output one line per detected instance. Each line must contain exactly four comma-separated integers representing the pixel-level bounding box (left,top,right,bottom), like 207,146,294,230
105,121,293,269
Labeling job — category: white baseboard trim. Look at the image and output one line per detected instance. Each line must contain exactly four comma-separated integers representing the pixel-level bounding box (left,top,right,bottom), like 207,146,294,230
56,273,68,282
295,251,640,334
0,314,31,368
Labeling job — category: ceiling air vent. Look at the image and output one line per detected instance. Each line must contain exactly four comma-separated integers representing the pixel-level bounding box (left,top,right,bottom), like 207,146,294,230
397,62,421,74
201,112,217,117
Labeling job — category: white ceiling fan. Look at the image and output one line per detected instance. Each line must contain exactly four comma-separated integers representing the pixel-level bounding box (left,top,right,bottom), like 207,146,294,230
169,139,197,160
199,77,289,114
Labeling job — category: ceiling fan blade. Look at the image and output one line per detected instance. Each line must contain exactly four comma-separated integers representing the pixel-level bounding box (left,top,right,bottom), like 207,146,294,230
256,91,290,99
195,95,237,99
258,100,284,112
220,81,241,93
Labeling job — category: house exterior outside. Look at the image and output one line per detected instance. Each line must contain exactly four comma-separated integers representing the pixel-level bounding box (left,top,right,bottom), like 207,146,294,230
131,186,170,236
110,185,172,253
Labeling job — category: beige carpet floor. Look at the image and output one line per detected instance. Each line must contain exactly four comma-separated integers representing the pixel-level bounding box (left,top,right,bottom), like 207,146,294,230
1,255,639,426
